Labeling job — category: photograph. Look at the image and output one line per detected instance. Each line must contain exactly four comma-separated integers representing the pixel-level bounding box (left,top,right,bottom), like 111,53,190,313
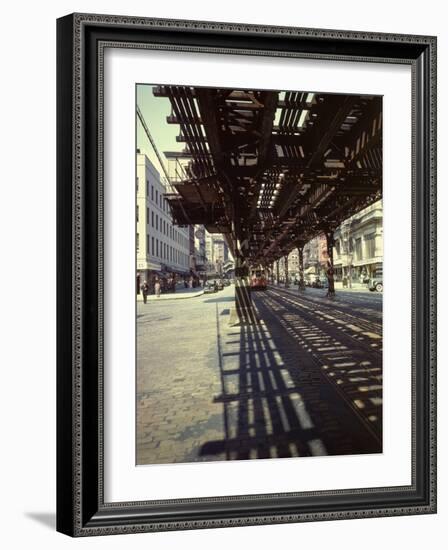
135,84,383,465
53,8,437,537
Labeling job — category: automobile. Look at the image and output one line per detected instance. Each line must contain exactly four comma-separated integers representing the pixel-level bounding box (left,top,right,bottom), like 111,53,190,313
222,279,231,287
311,279,324,289
369,278,383,292
216,279,224,290
203,281,218,294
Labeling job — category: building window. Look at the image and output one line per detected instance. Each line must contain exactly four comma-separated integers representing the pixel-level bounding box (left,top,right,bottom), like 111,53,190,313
348,238,354,253
156,239,159,257
335,239,341,256
146,207,149,225
151,211,154,227
136,233,139,252
155,189,158,204
151,237,154,255
146,235,149,255
365,233,376,258
146,180,149,196
355,238,363,260
151,185,154,201
136,205,139,222
136,177,139,192
156,214,158,231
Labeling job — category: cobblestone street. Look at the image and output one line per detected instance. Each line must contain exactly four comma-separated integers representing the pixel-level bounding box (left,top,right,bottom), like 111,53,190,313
136,284,382,465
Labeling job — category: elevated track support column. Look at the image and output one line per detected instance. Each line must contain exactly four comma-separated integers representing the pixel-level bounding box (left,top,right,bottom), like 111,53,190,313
325,229,336,296
276,260,280,285
234,256,257,325
284,255,290,288
298,247,306,291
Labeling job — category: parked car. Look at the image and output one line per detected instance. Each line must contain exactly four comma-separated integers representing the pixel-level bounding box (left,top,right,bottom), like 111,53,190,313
216,279,224,290
204,281,218,294
311,279,324,289
369,278,383,292
223,279,231,287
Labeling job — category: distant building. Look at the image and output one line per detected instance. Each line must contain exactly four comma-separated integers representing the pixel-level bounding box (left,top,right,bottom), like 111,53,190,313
205,232,229,274
333,200,383,283
303,234,327,281
193,225,207,274
136,153,191,293
299,200,383,284
287,250,299,280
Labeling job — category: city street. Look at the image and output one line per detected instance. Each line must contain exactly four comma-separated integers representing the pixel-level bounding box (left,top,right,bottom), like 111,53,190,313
136,284,382,464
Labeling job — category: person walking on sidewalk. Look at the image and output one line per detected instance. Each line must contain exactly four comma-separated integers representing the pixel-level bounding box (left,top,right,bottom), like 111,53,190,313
140,280,149,304
154,278,161,298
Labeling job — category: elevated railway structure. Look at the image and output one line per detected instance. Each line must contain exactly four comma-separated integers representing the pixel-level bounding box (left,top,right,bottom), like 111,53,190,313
151,86,382,321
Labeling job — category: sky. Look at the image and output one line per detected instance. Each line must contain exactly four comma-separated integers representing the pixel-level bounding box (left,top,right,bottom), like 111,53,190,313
136,84,186,182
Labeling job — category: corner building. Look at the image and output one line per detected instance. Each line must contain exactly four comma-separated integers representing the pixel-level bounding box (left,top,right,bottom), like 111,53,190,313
136,153,191,293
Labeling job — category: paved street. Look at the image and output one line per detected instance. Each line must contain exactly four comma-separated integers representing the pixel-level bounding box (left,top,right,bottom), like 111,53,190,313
136,284,382,465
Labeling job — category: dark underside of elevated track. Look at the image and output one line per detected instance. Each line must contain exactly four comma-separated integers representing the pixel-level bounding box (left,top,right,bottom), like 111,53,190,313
153,85,382,267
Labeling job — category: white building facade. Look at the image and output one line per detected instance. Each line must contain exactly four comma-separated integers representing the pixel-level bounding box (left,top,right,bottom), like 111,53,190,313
204,232,229,275
136,153,191,293
333,200,383,283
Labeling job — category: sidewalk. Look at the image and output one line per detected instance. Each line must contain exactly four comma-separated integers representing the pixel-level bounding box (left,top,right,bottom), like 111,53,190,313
334,281,372,292
271,281,372,293
137,286,204,302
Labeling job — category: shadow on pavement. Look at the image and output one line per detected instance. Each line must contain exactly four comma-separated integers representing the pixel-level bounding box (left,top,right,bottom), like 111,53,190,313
199,294,382,461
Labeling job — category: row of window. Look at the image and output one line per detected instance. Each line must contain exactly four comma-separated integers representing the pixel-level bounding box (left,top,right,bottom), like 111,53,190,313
136,177,170,214
136,207,188,248
334,233,377,261
136,233,189,266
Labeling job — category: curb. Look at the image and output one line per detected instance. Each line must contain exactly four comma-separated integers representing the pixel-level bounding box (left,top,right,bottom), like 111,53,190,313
138,290,204,302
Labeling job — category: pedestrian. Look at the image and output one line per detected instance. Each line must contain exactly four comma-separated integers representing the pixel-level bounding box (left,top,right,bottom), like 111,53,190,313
140,280,149,304
154,277,161,298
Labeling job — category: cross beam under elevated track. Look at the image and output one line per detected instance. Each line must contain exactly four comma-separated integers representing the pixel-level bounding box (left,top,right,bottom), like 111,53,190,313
148,86,382,320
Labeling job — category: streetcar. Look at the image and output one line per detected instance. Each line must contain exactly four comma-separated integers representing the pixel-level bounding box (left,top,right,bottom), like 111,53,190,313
250,267,267,290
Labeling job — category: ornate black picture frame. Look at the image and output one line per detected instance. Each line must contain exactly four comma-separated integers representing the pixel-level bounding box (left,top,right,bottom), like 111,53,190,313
57,13,437,536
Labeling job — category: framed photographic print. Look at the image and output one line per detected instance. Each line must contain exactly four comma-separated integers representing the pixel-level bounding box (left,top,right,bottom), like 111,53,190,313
57,13,437,536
